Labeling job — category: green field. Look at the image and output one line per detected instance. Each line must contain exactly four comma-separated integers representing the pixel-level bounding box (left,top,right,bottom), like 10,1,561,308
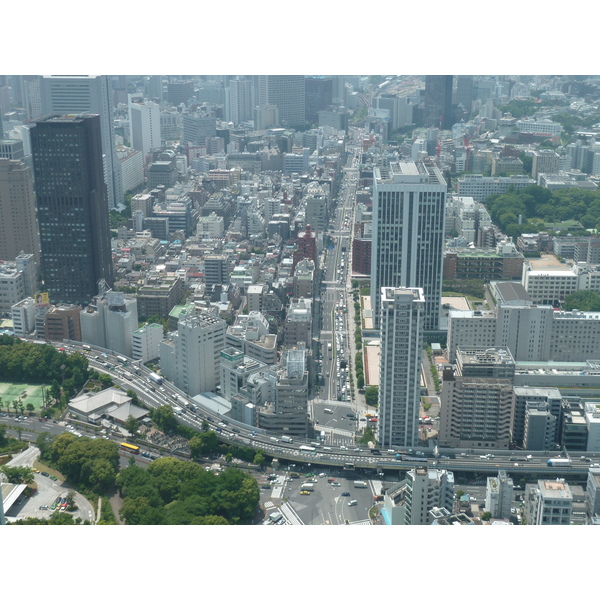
0,382,45,412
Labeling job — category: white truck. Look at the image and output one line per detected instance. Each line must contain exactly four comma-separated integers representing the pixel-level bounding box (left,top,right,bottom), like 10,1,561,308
353,481,368,488
301,483,315,492
281,435,293,443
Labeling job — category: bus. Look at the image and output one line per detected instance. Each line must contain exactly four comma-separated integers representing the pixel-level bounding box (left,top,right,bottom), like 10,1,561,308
120,442,140,454
299,445,316,453
547,458,571,467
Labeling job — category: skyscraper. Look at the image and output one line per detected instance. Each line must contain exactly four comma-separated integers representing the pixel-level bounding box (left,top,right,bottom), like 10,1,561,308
423,75,454,130
228,77,254,125
258,76,305,129
40,75,122,208
0,159,40,262
378,287,424,448
370,161,446,331
128,95,162,158
31,114,114,306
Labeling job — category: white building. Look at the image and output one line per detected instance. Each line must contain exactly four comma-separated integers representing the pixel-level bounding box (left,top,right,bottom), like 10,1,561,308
371,162,446,331
383,467,455,526
485,470,514,520
378,287,424,448
0,264,26,316
117,147,144,194
455,174,536,204
11,297,36,336
196,213,224,239
585,467,600,521
533,479,573,525
584,402,600,452
131,323,163,364
128,96,162,159
80,291,139,357
448,301,600,364
160,308,227,396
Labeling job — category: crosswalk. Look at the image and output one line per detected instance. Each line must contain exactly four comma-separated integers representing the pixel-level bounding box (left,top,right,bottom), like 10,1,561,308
263,501,274,509
279,502,304,526
351,519,372,526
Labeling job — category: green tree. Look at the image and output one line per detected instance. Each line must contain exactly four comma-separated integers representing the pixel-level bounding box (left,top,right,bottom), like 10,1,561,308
120,496,166,525
88,458,118,493
0,424,7,448
253,450,266,467
365,386,378,407
26,403,34,413
123,415,139,436
36,431,54,461
225,453,233,463
360,427,376,445
0,465,34,485
482,511,492,521
562,290,600,312
152,404,177,434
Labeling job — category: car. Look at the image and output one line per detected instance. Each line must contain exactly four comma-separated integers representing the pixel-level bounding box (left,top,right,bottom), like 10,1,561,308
39,505,48,510
232,428,240,433
41,471,49,477
49,475,57,481
332,482,341,487
261,484,271,490
341,492,351,496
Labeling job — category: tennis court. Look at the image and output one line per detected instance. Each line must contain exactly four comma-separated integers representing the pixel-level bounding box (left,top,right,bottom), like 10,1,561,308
0,382,46,411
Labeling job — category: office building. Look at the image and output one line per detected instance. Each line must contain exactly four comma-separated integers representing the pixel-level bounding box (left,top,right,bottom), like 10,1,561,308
439,348,515,450
80,291,139,358
131,323,163,364
0,264,26,316
371,162,446,331
530,479,573,525
305,76,333,125
258,76,305,129
485,470,514,520
128,96,162,158
455,174,536,204
378,287,424,448
40,75,122,208
31,114,114,306
228,78,254,125
383,467,455,525
159,308,227,397
423,75,453,129
585,467,600,521
44,303,82,342
0,159,40,262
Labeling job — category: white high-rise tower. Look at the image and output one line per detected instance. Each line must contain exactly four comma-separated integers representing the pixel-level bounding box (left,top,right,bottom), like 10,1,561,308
128,95,162,159
371,161,446,331
378,287,424,448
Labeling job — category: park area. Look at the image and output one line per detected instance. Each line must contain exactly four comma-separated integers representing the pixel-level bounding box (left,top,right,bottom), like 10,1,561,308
0,382,45,413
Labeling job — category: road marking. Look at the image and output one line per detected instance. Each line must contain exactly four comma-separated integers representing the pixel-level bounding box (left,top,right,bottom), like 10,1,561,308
279,503,304,526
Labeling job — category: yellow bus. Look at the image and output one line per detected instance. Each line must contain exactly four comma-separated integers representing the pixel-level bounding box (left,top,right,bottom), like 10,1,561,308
120,442,140,454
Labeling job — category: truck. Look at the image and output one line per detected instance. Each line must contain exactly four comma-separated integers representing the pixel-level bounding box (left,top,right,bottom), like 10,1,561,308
280,435,293,443
173,406,183,415
148,373,163,385
300,483,315,492
353,481,368,488
547,458,571,467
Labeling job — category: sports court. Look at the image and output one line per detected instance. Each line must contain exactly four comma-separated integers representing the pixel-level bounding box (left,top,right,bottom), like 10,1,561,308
0,382,45,412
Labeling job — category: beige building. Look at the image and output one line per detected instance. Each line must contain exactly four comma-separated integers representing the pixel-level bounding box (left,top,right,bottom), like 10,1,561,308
0,159,40,262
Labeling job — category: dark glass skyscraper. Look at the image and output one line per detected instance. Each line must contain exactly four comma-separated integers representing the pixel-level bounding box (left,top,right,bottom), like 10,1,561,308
423,75,454,130
31,114,114,306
